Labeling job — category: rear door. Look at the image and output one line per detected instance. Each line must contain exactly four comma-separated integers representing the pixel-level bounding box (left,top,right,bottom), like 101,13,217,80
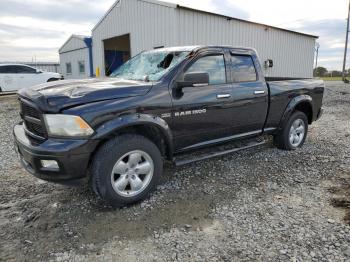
170,49,235,150
228,50,269,134
0,66,18,91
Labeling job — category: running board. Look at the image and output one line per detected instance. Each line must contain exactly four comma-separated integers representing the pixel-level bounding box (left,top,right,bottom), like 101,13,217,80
173,138,268,167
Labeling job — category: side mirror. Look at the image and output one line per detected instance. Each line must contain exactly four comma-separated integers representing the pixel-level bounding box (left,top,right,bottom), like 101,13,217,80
177,72,209,88
36,69,43,74
264,59,273,68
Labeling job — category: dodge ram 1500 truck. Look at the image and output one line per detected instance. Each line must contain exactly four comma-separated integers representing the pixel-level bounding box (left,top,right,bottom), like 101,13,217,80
14,46,324,207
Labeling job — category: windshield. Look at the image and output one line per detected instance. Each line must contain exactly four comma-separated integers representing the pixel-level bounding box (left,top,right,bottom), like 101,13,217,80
110,50,189,81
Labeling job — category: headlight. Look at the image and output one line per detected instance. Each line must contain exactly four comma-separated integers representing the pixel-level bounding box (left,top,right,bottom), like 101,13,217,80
43,114,94,137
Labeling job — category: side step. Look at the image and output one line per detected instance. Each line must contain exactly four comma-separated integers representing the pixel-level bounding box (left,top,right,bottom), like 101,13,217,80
173,137,268,167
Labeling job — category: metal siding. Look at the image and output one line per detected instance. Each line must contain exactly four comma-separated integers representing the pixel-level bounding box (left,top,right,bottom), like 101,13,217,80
26,63,60,73
59,48,90,79
92,0,315,78
175,9,315,78
59,37,86,53
33,64,59,73
92,0,176,76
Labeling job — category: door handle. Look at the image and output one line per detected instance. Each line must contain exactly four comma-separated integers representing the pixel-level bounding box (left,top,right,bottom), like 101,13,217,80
254,90,265,95
217,94,231,99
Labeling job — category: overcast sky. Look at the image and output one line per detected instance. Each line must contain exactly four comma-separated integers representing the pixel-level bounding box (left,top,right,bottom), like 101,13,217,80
0,0,348,70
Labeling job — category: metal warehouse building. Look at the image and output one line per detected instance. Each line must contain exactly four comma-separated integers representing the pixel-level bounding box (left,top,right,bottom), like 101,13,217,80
67,0,318,78
59,35,93,79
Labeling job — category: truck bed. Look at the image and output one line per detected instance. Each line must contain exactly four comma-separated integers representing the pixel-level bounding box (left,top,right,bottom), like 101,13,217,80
264,78,324,131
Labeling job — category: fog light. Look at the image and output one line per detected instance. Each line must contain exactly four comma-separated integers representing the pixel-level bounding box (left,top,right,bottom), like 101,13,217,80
41,160,59,170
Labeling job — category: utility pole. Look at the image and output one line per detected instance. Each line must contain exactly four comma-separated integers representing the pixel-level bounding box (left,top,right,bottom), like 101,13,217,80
315,42,320,73
342,0,350,82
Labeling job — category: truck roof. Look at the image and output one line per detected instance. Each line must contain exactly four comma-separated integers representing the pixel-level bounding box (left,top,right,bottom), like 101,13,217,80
0,63,33,67
146,45,256,53
146,46,201,52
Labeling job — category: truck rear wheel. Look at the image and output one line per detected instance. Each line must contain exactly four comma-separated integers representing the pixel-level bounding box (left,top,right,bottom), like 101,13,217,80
91,134,163,207
274,111,308,150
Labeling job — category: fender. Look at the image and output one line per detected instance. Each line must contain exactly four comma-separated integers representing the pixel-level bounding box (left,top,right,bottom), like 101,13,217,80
91,113,174,157
278,95,313,129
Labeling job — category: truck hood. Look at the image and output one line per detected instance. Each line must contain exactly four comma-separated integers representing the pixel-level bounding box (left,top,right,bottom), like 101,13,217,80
18,78,153,112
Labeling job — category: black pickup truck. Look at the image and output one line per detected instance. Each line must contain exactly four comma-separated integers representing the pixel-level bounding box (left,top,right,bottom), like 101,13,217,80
14,46,324,207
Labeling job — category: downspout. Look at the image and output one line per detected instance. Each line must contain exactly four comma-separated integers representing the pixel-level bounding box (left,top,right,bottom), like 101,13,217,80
84,37,94,77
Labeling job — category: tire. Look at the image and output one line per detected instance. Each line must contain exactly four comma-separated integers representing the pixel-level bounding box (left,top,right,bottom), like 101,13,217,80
274,111,308,150
47,78,59,82
91,134,163,207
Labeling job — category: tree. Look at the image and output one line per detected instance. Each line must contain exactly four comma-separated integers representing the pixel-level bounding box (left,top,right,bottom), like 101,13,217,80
330,71,342,77
347,68,350,76
313,67,328,77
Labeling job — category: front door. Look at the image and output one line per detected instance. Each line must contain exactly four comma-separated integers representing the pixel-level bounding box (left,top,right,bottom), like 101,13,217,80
170,51,235,151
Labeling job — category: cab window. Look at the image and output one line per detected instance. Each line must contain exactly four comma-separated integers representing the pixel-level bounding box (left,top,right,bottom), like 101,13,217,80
16,65,36,74
230,55,257,82
185,55,226,85
0,66,17,74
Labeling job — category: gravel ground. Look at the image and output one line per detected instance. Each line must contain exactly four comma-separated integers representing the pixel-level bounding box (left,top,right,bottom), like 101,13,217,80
0,81,350,262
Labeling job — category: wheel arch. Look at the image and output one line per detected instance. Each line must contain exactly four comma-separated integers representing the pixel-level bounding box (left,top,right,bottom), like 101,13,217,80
294,101,313,124
47,78,59,82
279,95,313,129
92,114,174,161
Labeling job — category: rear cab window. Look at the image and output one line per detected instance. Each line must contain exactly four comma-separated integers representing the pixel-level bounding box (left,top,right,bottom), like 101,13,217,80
16,66,36,74
230,54,257,83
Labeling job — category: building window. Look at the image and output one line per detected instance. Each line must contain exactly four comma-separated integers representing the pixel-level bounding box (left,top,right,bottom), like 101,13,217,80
78,61,85,74
66,63,72,74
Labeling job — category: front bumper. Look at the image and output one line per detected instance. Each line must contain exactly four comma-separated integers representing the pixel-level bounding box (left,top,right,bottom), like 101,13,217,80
13,123,98,182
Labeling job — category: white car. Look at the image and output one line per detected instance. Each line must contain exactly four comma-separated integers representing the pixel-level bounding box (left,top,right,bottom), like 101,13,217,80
0,64,63,92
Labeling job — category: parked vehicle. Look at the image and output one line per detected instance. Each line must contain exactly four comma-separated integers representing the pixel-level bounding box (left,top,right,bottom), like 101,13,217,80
13,46,324,207
0,64,62,92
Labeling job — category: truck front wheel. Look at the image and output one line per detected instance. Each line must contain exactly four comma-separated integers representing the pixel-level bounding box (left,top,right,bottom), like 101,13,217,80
274,111,308,150
91,134,163,207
